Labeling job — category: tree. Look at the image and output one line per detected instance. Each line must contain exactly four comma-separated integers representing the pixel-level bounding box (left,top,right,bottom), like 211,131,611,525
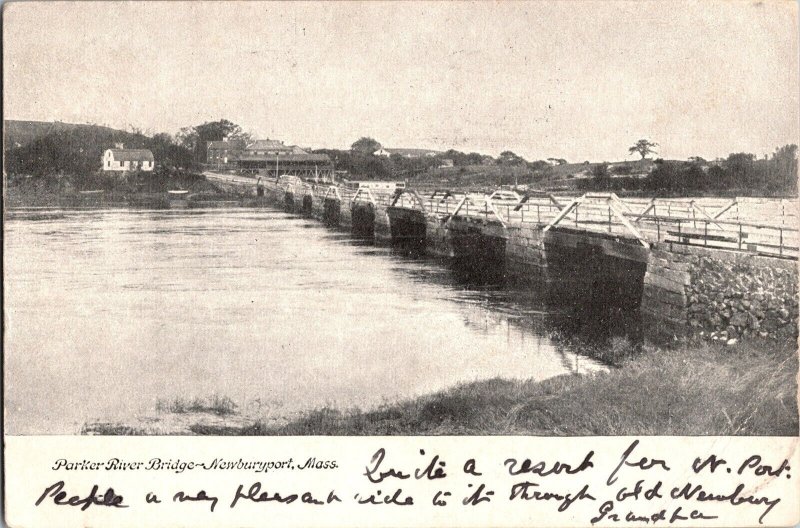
351,137,382,155
592,163,610,189
177,120,251,163
498,150,525,165
725,153,756,188
528,160,551,172
772,144,798,192
628,139,658,159
176,126,199,152
194,119,249,143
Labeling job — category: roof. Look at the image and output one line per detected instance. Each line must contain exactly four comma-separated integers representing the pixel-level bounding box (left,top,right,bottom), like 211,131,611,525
238,153,331,163
207,140,246,149
246,139,292,151
107,149,154,162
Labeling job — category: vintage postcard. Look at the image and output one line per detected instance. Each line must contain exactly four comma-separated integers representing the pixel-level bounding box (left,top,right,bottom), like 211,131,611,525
3,1,799,526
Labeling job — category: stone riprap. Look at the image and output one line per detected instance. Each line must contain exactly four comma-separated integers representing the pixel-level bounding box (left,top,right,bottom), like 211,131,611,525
686,252,798,341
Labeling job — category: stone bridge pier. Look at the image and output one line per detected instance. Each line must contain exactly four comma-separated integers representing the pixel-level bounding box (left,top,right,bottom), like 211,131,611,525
425,217,798,342
261,181,798,342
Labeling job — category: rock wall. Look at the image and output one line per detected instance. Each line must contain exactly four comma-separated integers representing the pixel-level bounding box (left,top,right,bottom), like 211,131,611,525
644,243,798,341
685,251,798,341
374,205,392,242
641,248,690,340
505,222,547,279
311,194,325,219
339,200,353,227
425,216,454,258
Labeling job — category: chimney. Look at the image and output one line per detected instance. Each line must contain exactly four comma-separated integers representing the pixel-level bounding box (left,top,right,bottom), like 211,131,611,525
114,142,124,149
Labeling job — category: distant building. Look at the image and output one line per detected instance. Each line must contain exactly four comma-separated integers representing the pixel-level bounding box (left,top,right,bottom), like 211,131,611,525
236,138,333,179
374,148,441,158
206,138,247,167
243,139,295,157
439,158,454,168
102,147,154,171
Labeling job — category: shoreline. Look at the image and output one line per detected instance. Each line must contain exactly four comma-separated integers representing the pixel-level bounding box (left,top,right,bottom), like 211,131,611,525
82,338,799,436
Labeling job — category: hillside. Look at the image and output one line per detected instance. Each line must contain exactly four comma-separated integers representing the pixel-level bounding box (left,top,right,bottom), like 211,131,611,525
4,120,193,177
4,119,123,150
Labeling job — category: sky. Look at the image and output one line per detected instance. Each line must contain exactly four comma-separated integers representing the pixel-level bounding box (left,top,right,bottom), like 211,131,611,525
3,1,798,161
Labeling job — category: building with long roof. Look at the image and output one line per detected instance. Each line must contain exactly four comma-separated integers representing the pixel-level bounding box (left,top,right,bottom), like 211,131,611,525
236,139,333,180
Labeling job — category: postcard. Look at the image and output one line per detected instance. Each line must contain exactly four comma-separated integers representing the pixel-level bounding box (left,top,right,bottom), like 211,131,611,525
3,1,798,526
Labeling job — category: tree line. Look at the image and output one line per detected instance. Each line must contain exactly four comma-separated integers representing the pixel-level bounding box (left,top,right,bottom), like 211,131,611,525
5,126,195,178
578,145,798,196
3,118,257,180
5,125,797,197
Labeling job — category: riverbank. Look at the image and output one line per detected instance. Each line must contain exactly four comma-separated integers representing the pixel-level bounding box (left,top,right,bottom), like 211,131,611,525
4,170,249,208
82,338,798,436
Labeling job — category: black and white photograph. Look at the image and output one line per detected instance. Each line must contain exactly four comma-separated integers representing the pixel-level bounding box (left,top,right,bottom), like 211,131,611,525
3,1,798,442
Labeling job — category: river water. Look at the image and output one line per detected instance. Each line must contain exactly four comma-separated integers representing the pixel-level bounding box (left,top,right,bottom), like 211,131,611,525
4,207,624,435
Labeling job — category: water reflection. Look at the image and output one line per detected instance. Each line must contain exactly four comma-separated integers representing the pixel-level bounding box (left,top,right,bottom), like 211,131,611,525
3,207,638,434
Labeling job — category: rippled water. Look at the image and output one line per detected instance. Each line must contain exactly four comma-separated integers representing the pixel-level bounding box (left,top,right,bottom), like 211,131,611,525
4,207,611,434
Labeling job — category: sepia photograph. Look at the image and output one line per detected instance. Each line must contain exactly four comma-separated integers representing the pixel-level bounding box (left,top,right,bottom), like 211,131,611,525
3,0,798,440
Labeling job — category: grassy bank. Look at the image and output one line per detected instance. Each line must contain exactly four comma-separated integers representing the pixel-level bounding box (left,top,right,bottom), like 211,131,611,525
83,338,798,436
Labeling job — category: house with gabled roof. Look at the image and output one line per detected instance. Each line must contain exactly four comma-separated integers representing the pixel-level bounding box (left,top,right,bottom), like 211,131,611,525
102,145,154,171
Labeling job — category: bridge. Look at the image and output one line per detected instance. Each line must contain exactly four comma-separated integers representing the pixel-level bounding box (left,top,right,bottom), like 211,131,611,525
209,171,799,343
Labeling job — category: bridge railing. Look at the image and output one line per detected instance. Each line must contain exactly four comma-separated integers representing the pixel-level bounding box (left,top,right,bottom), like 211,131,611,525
630,214,798,259
541,193,651,246
718,197,798,227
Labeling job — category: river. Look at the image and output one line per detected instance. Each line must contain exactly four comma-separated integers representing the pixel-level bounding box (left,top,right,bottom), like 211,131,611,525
3,207,632,435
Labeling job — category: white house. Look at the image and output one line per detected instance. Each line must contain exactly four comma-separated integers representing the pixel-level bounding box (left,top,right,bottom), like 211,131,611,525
374,148,442,158
103,148,154,171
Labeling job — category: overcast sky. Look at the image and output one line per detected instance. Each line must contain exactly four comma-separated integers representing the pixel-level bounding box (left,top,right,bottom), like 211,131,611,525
4,1,798,161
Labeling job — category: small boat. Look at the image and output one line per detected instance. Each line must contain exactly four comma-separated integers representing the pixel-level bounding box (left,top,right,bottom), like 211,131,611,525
167,189,190,208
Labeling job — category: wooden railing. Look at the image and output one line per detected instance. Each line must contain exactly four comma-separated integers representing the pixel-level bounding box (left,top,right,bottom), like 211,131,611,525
266,180,797,259
630,214,798,259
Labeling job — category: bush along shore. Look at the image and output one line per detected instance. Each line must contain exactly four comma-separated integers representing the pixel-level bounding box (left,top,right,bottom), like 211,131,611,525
82,337,798,436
